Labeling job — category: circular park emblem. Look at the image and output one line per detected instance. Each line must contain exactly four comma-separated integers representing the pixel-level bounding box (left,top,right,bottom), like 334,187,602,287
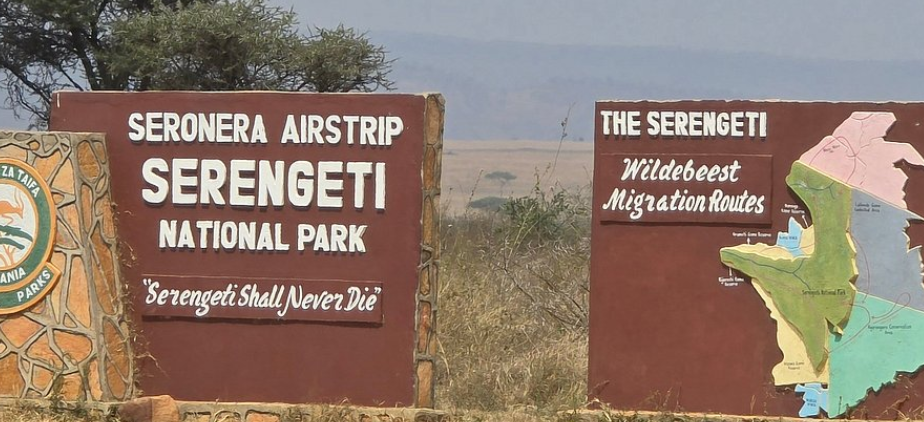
0,158,60,314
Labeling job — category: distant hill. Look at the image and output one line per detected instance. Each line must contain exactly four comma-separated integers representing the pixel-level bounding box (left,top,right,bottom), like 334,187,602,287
4,31,924,138
375,31,924,141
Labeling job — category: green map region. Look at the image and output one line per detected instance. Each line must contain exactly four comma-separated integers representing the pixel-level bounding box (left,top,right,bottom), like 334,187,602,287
720,162,855,373
719,112,924,418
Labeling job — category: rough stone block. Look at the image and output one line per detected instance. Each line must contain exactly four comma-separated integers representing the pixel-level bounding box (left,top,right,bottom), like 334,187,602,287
118,395,180,422
0,353,24,395
244,412,280,422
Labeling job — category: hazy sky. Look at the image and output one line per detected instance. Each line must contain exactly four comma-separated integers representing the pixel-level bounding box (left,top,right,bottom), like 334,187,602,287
3,1,924,128
290,0,924,61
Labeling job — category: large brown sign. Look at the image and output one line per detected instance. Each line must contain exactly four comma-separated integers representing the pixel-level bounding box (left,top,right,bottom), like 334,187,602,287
50,92,443,406
591,101,924,419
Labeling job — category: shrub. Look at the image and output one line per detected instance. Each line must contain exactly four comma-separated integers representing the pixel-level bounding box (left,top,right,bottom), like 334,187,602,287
468,196,509,211
438,183,591,411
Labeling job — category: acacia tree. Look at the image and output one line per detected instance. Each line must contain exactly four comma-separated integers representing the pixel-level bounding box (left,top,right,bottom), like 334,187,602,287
0,0,394,127
485,170,516,196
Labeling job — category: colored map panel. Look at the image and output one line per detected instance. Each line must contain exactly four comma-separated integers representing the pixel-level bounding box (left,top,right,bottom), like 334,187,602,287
721,162,856,373
795,383,829,418
799,112,924,210
850,189,924,311
776,217,805,257
829,293,924,417
753,283,828,386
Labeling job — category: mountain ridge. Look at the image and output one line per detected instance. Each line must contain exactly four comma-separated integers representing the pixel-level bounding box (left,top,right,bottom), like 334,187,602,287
374,30,924,140
4,30,924,139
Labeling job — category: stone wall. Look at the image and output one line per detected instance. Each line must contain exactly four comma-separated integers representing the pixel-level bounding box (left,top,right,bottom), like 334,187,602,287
174,401,446,422
414,94,443,408
0,131,133,401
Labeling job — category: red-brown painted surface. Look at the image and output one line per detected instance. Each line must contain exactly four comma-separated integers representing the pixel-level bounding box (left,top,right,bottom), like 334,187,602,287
51,91,428,405
597,153,773,224
590,101,924,419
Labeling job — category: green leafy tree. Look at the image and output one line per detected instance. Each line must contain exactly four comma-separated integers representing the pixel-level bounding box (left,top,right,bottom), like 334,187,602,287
0,0,394,127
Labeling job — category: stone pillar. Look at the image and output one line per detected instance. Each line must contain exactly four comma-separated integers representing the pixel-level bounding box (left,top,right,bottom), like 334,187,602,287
0,131,133,401
415,94,444,408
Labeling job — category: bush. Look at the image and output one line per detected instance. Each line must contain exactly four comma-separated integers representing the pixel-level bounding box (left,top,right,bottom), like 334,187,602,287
501,186,588,247
468,196,508,211
438,184,591,412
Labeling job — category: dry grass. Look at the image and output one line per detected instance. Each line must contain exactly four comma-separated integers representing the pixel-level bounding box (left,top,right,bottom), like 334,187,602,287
436,180,591,414
441,139,593,214
0,405,759,422
444,408,584,422
0,402,114,422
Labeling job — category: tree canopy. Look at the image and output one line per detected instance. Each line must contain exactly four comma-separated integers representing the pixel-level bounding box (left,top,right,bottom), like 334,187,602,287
0,0,394,127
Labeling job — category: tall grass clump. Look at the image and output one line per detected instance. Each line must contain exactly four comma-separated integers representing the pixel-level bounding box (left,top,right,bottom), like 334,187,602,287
438,179,591,413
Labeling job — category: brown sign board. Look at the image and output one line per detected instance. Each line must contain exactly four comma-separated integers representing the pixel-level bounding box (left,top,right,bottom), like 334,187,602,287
50,91,443,406
139,276,384,323
591,101,924,419
597,153,773,224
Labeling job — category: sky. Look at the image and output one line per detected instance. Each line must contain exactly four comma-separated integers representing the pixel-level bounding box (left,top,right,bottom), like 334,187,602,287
3,1,924,130
289,0,924,61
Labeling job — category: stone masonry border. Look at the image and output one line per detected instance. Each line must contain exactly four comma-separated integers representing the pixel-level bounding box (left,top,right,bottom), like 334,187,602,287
0,398,449,422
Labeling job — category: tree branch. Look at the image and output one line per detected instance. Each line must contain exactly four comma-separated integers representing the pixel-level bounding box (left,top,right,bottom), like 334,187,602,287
0,58,52,104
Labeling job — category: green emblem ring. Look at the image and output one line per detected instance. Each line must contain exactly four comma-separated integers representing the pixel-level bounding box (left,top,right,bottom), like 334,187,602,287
0,158,61,314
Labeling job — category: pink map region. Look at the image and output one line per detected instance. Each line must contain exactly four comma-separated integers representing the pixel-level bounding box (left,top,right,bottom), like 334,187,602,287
799,112,924,209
